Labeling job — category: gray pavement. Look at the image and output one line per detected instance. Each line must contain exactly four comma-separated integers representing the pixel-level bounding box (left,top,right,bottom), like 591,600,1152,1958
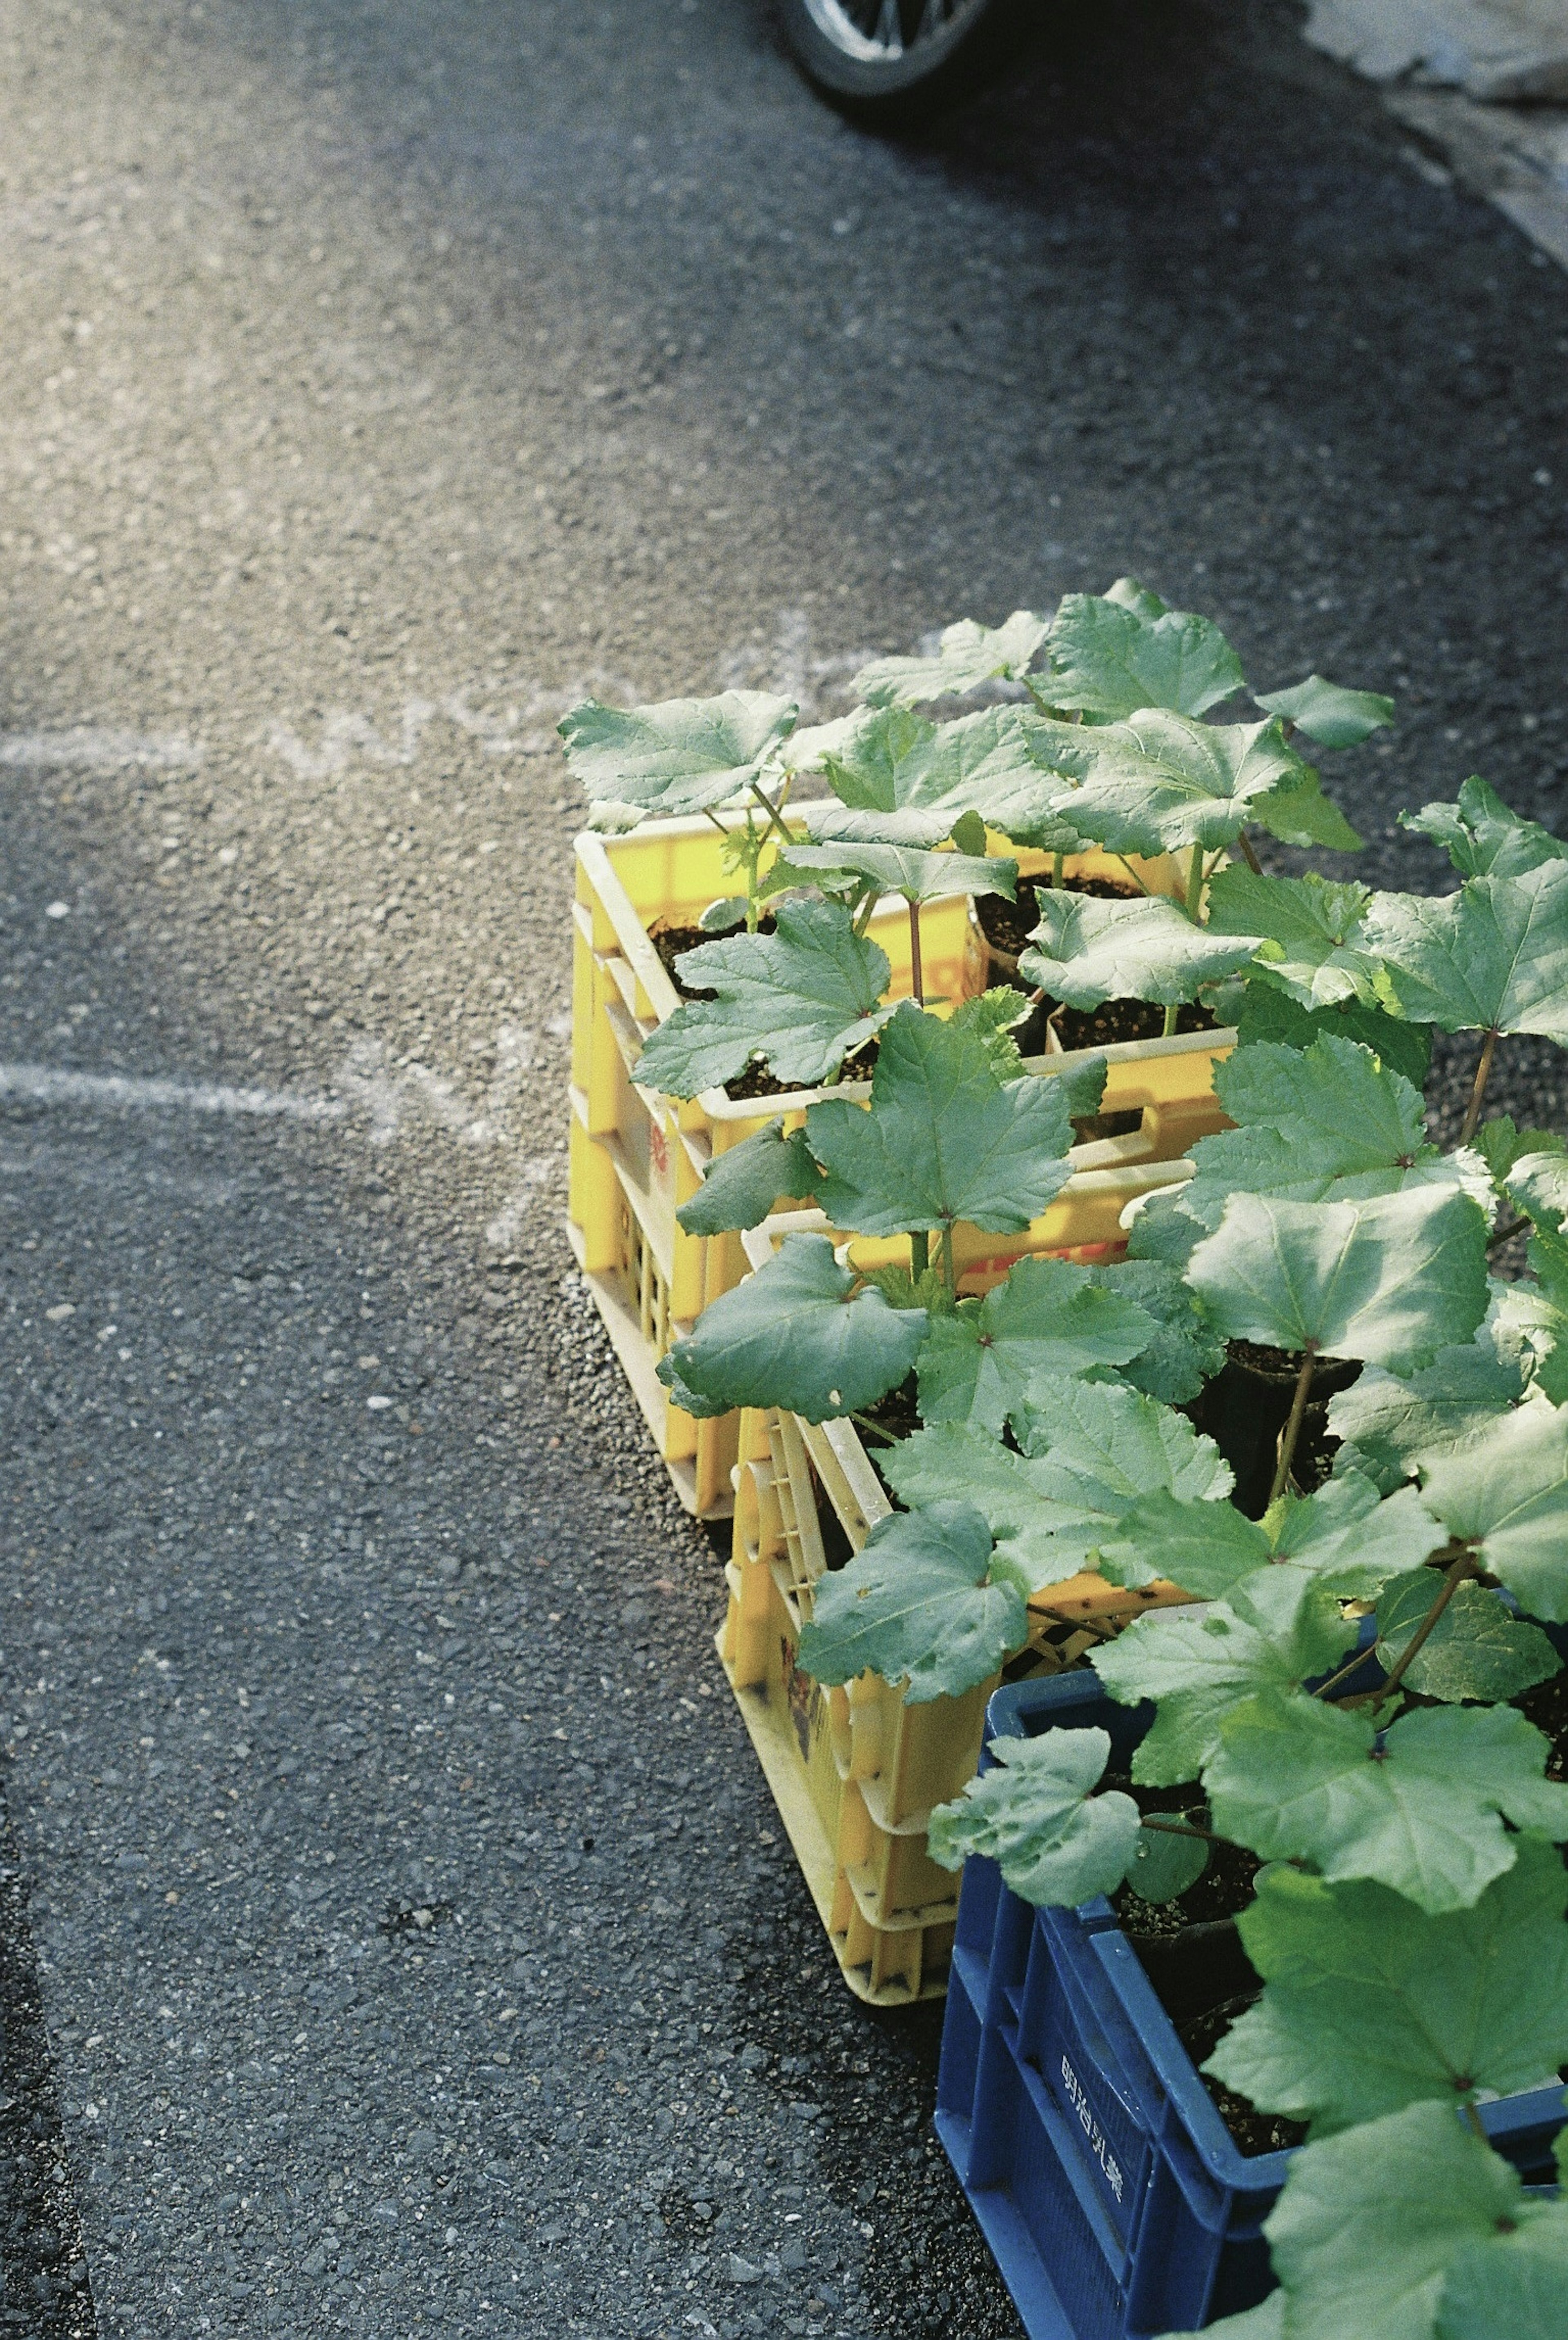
1,2,1566,2336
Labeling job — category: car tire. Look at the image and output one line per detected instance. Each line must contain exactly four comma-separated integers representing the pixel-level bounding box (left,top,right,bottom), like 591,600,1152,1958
776,0,1031,121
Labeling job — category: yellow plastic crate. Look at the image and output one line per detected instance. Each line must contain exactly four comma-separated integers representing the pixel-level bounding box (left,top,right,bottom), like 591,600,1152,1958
718,1406,1190,2004
569,816,1234,1514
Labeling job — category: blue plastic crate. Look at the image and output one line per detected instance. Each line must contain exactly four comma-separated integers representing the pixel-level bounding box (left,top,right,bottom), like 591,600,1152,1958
936,1672,1568,2340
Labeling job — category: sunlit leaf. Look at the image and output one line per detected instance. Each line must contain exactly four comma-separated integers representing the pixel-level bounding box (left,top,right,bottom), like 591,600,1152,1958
1018,891,1261,1008
807,1002,1077,1238
785,840,1018,907
1047,709,1310,856
1098,1470,1444,1601
1366,863,1568,1041
927,1727,1142,1904
1418,1400,1568,1622
915,1254,1160,1436
676,1120,818,1236
1209,1848,1568,2137
853,611,1052,708
558,689,796,817
1254,672,1395,748
1400,775,1568,881
795,1501,1028,1703
1078,1257,1225,1403
1205,1691,1568,1913
657,1232,926,1423
1044,589,1246,719
1205,865,1379,1009
1373,1568,1559,1703
633,898,895,1099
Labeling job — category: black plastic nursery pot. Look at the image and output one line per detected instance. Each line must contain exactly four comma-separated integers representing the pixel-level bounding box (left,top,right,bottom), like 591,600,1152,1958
1186,1344,1361,1518
934,1672,1568,2340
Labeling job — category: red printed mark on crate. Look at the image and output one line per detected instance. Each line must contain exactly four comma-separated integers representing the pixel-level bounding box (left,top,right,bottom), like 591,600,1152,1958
1059,2055,1125,2203
648,1121,669,1178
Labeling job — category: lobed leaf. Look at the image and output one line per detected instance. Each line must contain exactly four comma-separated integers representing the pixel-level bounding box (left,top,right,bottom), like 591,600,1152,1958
1018,891,1261,1009
1078,1257,1225,1403
1254,672,1396,748
633,898,895,1100
1046,710,1310,857
784,839,1017,907
1208,1846,1568,2137
558,690,797,818
947,986,1032,1081
1418,1400,1568,1622
1265,2100,1560,2340
915,1254,1160,1438
1044,589,1246,720
676,1120,817,1237
795,1501,1028,1703
927,1727,1142,1904
1365,863,1568,1042
1098,1470,1444,1601
1373,1569,1559,1703
1474,1116,1567,1184
1400,775,1568,882
886,1375,1231,1588
1091,1570,1357,1786
657,1232,926,1423
1205,865,1379,1010
1185,1186,1490,1375
1252,765,1363,851
1437,2211,1568,2340
1327,1321,1527,1491
852,611,1052,708
807,1002,1077,1238
1204,1692,1568,1914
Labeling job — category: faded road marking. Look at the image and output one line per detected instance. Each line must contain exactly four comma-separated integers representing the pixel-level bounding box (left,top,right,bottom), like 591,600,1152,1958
0,730,203,773
0,1062,346,1123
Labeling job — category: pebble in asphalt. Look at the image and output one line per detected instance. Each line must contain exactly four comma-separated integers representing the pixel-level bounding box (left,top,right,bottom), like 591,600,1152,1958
2,0,1567,2336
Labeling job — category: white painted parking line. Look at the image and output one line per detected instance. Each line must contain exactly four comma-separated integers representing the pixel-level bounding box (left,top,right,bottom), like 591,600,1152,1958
0,1062,346,1124
0,730,202,773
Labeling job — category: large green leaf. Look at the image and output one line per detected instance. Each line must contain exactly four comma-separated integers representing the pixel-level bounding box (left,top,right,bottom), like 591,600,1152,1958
1233,978,1432,1087
1373,1568,1560,1702
1047,710,1310,857
634,898,896,1100
853,611,1052,709
1177,1038,1485,1232
1205,1692,1568,1913
1156,2303,1284,2340
1503,1147,1568,1236
795,1501,1028,1703
1265,2101,1557,2340
1079,1258,1225,1403
1328,1321,1527,1492
1366,864,1568,1041
1250,766,1363,851
1098,1471,1445,1601
886,1376,1231,1588
1209,1847,1568,2137
1185,1187,1490,1374
1045,590,1246,720
1400,776,1568,881
1254,672,1396,748
558,690,796,819
785,839,1017,907
808,702,1090,854
676,1120,817,1236
1205,866,1379,1010
1418,1400,1568,1623
658,1232,926,1423
927,1727,1142,1904
1439,2209,1568,2340
914,1255,1159,1438
1091,1570,1357,1786
1017,891,1261,1009
806,1002,1077,1238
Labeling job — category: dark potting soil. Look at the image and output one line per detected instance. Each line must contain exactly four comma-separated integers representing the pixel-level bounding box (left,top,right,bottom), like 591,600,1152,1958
1107,1778,1307,2157
1517,1668,1568,1782
975,879,1220,1054
1185,1344,1362,1517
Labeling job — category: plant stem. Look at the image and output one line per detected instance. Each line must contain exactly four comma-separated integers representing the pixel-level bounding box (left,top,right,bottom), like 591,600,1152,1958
749,782,794,850
1051,851,1066,890
1161,1002,1180,1039
1115,856,1154,898
1458,1029,1500,1146
849,1411,898,1446
1237,830,1263,875
1184,842,1207,923
1365,1550,1477,1711
1488,1214,1530,1252
1269,1344,1319,1507
703,809,730,837
909,1230,929,1279
939,1223,956,1300
907,897,924,1005
852,886,879,938
1138,1816,1221,1844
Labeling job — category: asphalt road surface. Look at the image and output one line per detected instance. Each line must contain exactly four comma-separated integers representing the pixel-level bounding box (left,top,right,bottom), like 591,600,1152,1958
1,3,1566,2336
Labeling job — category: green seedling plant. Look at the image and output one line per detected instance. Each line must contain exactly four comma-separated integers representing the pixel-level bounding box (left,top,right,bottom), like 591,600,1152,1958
562,611,1568,2336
